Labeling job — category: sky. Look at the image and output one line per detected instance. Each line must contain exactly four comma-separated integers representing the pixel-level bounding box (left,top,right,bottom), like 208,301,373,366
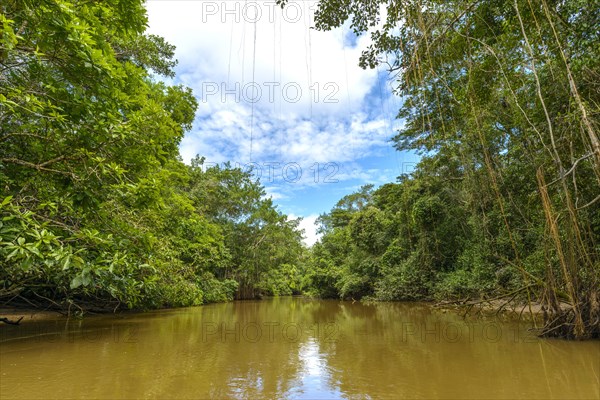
145,0,418,245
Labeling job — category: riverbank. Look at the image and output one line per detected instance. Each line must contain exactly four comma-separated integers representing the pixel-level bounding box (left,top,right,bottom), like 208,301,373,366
0,307,66,323
2,297,598,399
435,298,573,320
1,296,565,325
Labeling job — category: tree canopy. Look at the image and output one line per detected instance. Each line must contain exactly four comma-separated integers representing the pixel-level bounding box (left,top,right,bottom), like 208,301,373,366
300,0,599,339
1,0,305,311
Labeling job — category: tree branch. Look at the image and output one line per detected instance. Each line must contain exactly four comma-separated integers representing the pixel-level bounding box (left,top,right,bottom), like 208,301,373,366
0,316,24,325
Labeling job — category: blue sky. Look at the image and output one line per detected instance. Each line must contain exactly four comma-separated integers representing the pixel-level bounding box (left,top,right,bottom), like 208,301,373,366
146,1,418,245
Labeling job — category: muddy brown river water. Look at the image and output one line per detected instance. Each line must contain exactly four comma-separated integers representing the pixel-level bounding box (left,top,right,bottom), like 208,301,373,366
1,297,598,399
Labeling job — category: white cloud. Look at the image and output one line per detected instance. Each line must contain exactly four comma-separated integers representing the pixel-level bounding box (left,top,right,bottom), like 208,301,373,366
146,0,376,113
263,186,287,201
289,214,321,247
146,1,390,159
146,0,406,219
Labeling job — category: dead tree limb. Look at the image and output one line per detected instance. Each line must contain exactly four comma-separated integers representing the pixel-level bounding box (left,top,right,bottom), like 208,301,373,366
0,316,24,325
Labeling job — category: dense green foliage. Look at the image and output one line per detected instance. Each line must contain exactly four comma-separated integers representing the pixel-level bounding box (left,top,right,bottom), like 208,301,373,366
0,0,304,311
302,0,599,338
2,0,598,341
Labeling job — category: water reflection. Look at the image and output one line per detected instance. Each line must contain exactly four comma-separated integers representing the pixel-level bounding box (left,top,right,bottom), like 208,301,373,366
286,338,342,399
1,298,598,399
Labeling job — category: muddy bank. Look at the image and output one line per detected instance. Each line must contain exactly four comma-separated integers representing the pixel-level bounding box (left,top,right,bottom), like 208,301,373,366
0,307,66,323
436,299,573,320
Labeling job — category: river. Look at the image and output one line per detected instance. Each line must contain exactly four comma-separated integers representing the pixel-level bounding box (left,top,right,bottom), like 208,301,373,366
1,297,598,399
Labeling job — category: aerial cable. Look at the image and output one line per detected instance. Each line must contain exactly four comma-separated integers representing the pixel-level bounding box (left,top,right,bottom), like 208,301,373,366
341,26,357,170
377,62,402,176
250,10,257,163
278,7,283,119
227,14,234,85
304,1,313,118
273,7,277,113
240,0,247,87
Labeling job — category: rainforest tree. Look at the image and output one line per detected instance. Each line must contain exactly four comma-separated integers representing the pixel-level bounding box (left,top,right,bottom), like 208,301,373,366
0,0,304,311
302,0,599,339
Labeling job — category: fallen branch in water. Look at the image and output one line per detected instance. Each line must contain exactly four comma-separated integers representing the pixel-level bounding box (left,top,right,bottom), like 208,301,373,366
0,316,24,325
434,285,540,320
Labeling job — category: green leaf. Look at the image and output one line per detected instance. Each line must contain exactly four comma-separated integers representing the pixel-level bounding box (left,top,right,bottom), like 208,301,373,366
70,275,83,289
